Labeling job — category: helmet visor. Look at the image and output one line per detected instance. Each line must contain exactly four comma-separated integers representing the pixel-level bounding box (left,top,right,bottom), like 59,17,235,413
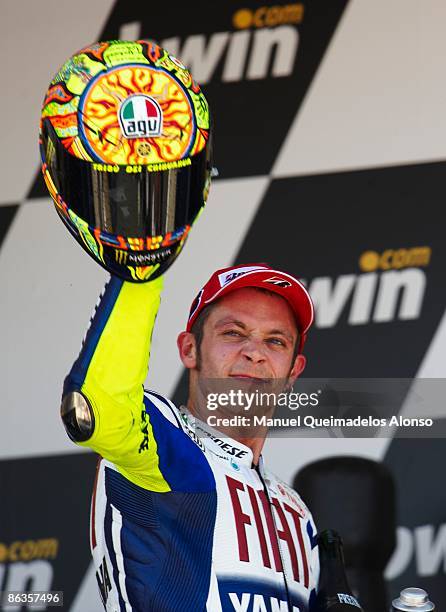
41,118,210,238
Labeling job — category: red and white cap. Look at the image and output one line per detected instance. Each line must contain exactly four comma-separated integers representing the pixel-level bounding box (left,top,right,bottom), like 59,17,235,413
186,263,314,352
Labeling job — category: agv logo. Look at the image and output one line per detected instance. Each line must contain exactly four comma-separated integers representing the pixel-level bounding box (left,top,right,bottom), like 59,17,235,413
119,94,162,138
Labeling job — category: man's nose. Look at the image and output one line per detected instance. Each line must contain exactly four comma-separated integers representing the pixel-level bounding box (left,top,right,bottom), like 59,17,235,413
241,339,266,363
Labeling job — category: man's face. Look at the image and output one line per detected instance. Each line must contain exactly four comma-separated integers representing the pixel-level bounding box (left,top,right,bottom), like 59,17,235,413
178,287,305,388
198,288,300,380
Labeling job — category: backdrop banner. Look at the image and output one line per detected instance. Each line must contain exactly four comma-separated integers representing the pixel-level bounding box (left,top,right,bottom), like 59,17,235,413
1,0,445,609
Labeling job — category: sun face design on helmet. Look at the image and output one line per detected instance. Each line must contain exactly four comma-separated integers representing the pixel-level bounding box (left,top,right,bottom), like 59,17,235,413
40,40,212,282
79,64,199,164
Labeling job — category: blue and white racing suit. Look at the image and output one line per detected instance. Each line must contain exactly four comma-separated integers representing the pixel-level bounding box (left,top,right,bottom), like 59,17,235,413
64,276,319,611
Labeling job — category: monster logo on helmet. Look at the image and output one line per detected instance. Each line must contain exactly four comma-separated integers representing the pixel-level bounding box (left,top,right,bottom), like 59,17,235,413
40,40,213,282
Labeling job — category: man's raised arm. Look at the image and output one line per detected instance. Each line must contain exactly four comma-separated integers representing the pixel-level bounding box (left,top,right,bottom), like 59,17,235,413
61,275,163,468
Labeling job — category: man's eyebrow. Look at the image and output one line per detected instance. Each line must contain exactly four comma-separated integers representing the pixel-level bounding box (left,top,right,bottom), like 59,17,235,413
215,319,295,342
267,329,295,343
214,318,247,329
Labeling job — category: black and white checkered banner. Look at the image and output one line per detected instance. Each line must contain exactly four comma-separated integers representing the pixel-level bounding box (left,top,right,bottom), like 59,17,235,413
1,0,445,608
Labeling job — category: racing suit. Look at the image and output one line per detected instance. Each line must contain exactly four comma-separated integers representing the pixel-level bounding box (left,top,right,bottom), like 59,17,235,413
63,276,320,612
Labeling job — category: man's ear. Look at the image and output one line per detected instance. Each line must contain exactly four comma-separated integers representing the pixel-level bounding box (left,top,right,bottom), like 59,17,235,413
177,331,198,369
288,354,306,387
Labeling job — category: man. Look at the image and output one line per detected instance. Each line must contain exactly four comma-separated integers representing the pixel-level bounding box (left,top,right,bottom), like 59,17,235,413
62,262,319,612
39,39,318,612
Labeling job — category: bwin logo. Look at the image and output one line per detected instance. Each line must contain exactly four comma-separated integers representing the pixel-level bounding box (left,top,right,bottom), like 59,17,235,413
304,269,427,328
161,27,299,83
386,524,446,579
0,538,58,601
119,24,299,84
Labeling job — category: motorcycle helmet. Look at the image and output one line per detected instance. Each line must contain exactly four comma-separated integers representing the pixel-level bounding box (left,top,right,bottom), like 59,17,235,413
40,40,212,281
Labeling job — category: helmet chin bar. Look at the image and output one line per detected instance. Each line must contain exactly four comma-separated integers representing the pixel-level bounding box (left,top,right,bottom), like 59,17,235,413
60,391,95,442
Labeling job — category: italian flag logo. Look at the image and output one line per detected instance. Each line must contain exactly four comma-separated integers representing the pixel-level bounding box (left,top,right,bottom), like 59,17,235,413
118,94,163,139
